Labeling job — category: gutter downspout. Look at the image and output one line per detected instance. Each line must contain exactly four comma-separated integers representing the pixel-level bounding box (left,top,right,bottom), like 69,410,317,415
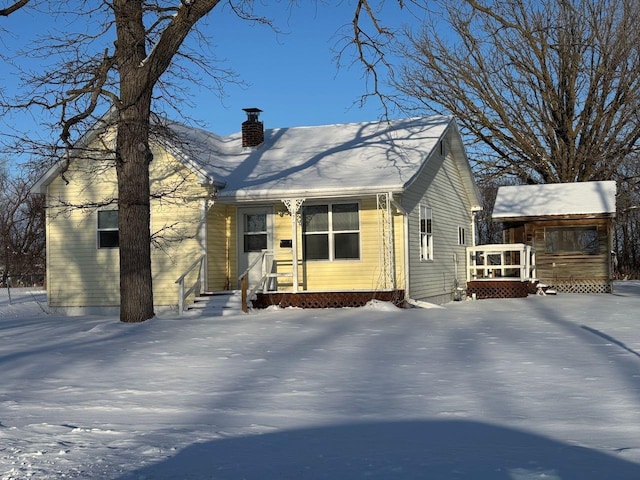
471,206,482,248
200,198,209,294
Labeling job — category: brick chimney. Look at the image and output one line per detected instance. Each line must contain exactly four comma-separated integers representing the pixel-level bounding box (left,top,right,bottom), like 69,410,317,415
242,108,264,148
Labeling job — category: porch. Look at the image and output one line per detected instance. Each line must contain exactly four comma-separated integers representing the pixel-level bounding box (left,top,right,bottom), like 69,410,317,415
466,244,538,299
237,249,403,311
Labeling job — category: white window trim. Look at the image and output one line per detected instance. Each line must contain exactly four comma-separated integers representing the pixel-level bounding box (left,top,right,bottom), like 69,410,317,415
419,204,433,261
303,201,361,261
458,226,466,246
97,209,119,249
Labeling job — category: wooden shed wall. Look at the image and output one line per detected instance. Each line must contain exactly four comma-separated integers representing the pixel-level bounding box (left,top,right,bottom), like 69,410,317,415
505,217,613,293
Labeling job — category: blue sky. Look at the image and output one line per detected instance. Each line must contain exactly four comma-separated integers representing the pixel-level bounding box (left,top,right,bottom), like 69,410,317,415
1,1,423,154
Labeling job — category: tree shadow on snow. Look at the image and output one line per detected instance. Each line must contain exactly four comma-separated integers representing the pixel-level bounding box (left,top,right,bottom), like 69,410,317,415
120,419,640,480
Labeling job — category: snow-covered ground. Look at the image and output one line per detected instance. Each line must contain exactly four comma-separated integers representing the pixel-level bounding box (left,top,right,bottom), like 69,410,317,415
2,283,640,479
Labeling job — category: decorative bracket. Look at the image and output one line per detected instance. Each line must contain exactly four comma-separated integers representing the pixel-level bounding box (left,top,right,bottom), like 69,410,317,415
282,198,305,223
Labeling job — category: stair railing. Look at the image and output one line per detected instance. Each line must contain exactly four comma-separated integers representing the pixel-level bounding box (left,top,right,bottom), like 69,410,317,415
175,254,205,315
238,249,275,312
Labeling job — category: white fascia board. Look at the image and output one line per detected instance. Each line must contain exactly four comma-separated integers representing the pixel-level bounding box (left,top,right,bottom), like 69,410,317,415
31,161,63,194
214,185,406,203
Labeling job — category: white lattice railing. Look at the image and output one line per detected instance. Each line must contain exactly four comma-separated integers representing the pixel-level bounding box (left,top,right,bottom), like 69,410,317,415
376,193,395,290
466,244,536,282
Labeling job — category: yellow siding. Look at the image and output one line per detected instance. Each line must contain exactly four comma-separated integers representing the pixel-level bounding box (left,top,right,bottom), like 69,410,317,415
271,197,404,292
148,149,210,306
204,198,404,294
46,150,121,308
46,137,210,309
206,204,236,291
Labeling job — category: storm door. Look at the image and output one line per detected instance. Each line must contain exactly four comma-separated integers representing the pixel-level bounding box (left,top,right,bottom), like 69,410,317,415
238,207,273,287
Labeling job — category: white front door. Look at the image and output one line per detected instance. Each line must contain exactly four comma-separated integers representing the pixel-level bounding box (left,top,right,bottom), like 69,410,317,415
238,207,274,287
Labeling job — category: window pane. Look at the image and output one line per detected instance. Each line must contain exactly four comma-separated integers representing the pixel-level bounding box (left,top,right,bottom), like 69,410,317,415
420,206,432,234
98,210,118,229
303,206,328,232
303,234,329,260
245,214,266,233
244,234,267,252
99,230,119,248
546,227,599,254
332,204,359,231
335,233,359,259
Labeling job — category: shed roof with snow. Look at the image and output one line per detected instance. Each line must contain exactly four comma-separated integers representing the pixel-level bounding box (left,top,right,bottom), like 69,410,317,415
492,181,617,221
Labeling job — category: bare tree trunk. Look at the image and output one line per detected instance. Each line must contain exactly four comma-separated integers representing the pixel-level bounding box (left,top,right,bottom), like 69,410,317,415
116,102,155,322
114,0,155,322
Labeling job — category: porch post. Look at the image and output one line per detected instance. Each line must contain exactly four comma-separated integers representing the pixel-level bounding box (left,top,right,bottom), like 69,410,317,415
282,198,305,292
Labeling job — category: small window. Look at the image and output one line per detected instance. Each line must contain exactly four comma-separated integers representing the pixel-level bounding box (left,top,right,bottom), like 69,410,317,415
98,210,119,248
458,226,466,246
545,226,599,254
243,213,268,252
420,205,433,260
302,203,360,261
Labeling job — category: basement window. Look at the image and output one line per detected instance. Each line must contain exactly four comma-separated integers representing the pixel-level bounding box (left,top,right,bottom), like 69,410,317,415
97,210,119,249
545,226,599,255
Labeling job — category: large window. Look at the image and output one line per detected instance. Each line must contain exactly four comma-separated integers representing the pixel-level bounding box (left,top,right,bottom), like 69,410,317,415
302,203,360,260
420,205,433,260
545,226,599,254
97,210,119,249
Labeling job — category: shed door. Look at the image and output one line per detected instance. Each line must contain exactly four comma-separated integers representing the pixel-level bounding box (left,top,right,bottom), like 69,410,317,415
238,207,273,287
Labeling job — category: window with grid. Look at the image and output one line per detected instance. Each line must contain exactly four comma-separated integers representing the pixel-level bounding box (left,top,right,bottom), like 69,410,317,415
243,213,268,252
420,205,433,260
302,203,360,261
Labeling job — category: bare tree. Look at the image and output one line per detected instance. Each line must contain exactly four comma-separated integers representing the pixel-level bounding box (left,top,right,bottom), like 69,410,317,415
3,0,408,322
398,0,640,184
0,164,45,289
614,155,640,278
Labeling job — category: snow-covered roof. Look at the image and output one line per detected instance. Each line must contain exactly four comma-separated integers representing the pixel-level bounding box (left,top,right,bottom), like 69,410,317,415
169,116,456,201
492,181,617,220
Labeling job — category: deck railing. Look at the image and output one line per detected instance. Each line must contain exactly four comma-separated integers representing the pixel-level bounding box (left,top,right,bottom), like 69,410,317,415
466,244,536,282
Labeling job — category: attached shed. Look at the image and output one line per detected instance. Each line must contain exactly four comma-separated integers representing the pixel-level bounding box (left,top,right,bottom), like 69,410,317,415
492,181,617,293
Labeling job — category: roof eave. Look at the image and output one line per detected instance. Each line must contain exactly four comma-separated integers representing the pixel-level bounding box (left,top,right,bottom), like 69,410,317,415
214,185,406,203
493,212,616,222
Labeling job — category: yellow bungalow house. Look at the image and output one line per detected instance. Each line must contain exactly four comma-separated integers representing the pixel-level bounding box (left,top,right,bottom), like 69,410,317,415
32,110,481,315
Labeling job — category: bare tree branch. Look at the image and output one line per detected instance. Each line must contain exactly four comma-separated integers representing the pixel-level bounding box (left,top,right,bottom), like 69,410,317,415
0,0,30,17
398,0,640,184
